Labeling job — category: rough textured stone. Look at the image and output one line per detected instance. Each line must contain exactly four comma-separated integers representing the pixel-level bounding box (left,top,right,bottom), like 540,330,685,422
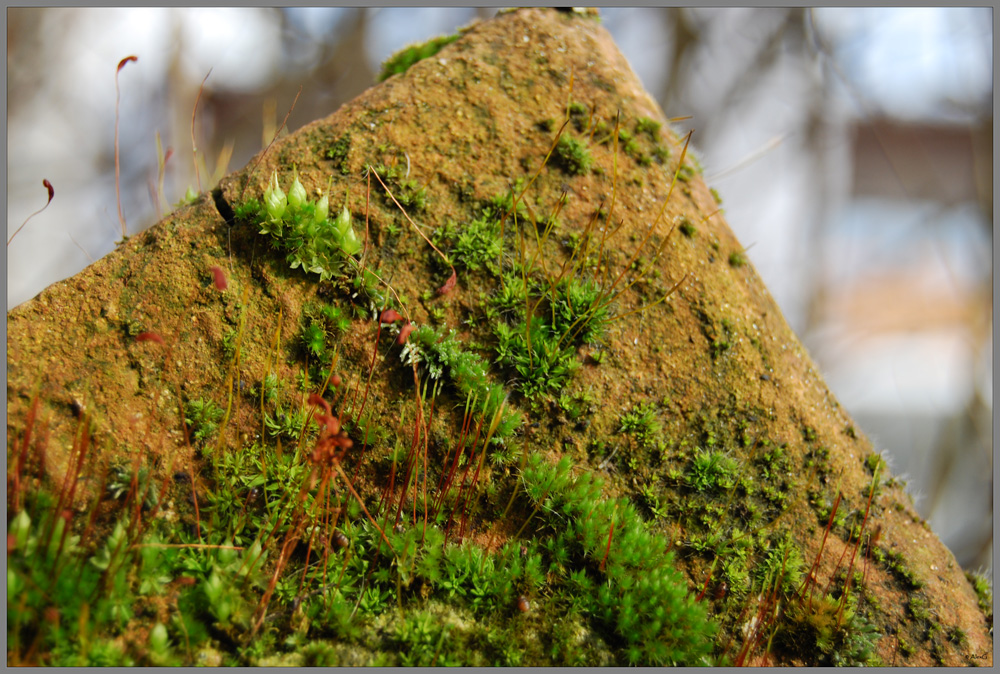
7,8,991,666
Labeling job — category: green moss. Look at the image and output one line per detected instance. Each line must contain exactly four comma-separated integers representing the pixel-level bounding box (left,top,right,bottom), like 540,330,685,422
326,131,352,174
371,162,428,211
635,117,661,140
728,251,745,268
883,549,924,590
907,594,930,621
402,323,520,443
678,216,696,238
550,277,609,345
947,626,969,647
232,197,263,222
554,134,592,175
493,317,580,400
434,210,504,275
567,101,588,128
966,570,993,621
753,534,804,594
617,127,638,155
687,450,737,492
520,454,717,665
237,170,363,284
710,338,731,358
184,397,224,444
618,402,662,449
379,33,461,82
12,29,969,665
864,452,887,475
776,594,881,666
300,320,327,360
434,193,617,405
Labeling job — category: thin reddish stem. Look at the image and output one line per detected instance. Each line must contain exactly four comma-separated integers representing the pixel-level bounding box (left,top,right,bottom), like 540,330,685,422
114,56,137,239
10,390,41,512
7,179,54,247
798,489,842,608
836,467,880,626
370,167,456,292
190,69,212,194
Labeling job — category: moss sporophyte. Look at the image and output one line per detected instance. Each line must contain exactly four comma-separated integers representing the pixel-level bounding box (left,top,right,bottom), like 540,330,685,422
254,169,362,281
8,8,988,668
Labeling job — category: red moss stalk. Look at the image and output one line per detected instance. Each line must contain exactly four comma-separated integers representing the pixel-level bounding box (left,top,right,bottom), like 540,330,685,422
7,179,54,247
114,56,138,239
798,489,842,607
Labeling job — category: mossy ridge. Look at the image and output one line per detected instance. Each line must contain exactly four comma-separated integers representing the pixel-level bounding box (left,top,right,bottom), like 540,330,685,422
379,33,462,83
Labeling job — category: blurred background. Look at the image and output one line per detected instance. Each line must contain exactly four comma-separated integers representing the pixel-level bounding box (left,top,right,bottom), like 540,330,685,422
6,7,992,573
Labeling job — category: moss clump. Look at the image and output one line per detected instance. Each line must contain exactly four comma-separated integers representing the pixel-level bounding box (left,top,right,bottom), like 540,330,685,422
567,101,588,131
379,33,461,82
908,594,936,623
326,131,352,174
236,170,363,284
616,127,638,155
753,534,804,594
554,134,592,175
687,449,737,492
549,277,609,345
297,303,351,377
966,570,993,627
487,276,608,400
493,317,580,400
520,454,716,665
864,452,887,476
401,323,521,444
618,402,662,448
677,163,696,182
634,116,661,140
431,186,617,406
184,397,224,444
371,162,427,211
434,211,504,274
775,594,881,666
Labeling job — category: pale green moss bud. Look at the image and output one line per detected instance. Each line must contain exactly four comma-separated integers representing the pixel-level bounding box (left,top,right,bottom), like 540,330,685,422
314,178,331,224
333,204,362,256
288,165,307,211
264,171,287,223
